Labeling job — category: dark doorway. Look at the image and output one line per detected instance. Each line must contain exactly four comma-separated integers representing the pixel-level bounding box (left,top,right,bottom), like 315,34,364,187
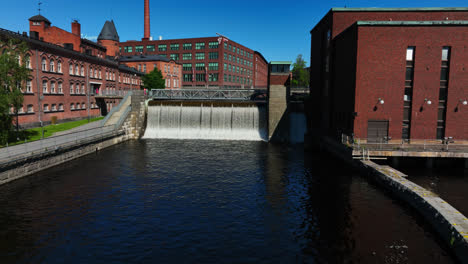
367,120,389,143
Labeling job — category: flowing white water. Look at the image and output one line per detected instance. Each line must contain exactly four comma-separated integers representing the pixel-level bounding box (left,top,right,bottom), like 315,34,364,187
143,103,267,141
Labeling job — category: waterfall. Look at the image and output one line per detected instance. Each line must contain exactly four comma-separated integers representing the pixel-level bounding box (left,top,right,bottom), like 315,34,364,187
143,102,267,141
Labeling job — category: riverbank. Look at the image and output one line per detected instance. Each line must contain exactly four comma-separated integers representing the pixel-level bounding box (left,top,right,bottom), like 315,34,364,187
318,136,468,263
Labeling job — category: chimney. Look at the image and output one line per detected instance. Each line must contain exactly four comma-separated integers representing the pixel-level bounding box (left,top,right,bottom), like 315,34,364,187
144,0,150,40
72,20,81,37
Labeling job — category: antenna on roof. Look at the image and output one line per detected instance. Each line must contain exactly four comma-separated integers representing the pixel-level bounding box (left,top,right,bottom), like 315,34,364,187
38,1,42,15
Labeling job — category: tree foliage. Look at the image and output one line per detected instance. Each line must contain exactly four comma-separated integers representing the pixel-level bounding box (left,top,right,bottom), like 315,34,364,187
291,54,309,88
142,68,165,90
0,38,29,143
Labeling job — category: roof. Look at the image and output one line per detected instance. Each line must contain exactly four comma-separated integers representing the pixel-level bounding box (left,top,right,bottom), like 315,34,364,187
98,20,119,41
118,64,145,75
119,54,171,62
81,38,106,50
355,20,468,26
270,61,292,65
28,14,51,24
331,7,468,12
254,51,268,64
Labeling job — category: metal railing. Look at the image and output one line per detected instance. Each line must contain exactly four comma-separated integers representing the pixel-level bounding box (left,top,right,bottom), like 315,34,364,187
0,125,125,167
149,89,267,101
94,90,131,97
341,133,468,153
115,106,132,130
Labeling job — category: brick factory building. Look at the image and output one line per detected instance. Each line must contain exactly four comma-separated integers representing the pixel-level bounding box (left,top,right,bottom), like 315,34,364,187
119,55,182,89
117,0,268,89
0,15,143,128
310,8,468,142
119,37,268,89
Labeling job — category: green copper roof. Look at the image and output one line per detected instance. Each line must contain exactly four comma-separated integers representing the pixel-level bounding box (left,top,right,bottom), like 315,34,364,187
270,61,292,65
356,20,468,26
332,7,468,12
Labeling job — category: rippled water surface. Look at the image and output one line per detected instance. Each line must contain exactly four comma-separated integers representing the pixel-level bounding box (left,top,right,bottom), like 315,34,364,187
0,140,455,263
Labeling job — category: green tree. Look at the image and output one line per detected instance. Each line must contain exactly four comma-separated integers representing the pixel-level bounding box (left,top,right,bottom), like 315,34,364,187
291,54,309,88
142,68,165,90
0,38,29,144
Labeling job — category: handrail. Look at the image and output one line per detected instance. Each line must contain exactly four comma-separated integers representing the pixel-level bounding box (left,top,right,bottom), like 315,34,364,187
115,106,132,130
102,91,133,125
149,89,267,101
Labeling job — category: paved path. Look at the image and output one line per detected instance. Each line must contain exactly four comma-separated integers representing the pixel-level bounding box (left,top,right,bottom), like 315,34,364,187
52,120,103,137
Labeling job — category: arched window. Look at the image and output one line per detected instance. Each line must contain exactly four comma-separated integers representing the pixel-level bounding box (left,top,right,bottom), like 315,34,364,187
27,104,34,113
99,70,102,79
49,60,55,72
42,80,48,93
69,63,73,75
59,103,64,111
41,58,47,71
81,66,84,76
58,82,63,93
94,69,97,78
43,104,49,112
24,55,31,69
75,65,79,75
82,103,85,109
81,84,85,94
70,83,74,94
76,102,80,109
57,61,62,73
70,103,75,110
26,80,32,93
90,68,93,77
50,81,55,93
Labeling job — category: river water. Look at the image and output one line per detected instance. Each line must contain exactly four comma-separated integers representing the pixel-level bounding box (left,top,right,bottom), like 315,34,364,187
0,140,456,263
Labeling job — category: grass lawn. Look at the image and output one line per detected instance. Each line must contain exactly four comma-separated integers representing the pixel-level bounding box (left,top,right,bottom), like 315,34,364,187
3,117,104,147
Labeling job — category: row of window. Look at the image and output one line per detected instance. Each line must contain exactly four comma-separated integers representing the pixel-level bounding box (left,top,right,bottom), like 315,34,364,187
182,63,219,71
124,42,220,53
165,78,181,88
223,53,252,67
223,42,253,59
223,74,252,85
13,102,99,114
224,63,252,76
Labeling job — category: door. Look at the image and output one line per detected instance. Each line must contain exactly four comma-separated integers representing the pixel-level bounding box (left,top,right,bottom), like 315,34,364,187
367,120,388,143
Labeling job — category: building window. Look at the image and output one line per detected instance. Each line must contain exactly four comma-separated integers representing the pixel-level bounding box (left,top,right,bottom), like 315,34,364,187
183,63,192,71
82,84,85,94
224,74,227,82
182,53,192,60
170,43,179,50
70,103,75,110
50,81,56,93
59,103,64,111
90,68,93,77
42,80,48,93
437,47,451,139
195,53,205,60
229,54,232,61
147,45,155,52
208,62,218,71
209,73,218,82
81,66,84,76
209,41,218,49
24,55,31,69
135,45,144,52
41,58,47,71
43,104,49,112
51,104,56,111
57,61,62,73
124,46,133,53
183,43,192,50
70,83,74,94
228,64,232,72
195,63,205,71
69,64,73,75
209,52,218,60
27,104,34,113
170,54,179,61
196,73,206,82
26,80,32,93
58,82,63,93
75,65,79,75
195,42,205,50
76,102,80,109
167,78,171,88
82,103,85,109
183,74,193,82
158,44,167,51
402,46,415,140
143,64,147,72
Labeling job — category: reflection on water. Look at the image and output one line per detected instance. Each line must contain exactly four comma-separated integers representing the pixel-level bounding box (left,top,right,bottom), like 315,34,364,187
0,140,455,263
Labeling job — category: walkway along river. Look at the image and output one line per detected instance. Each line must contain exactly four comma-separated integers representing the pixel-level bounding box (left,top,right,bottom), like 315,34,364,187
0,140,456,263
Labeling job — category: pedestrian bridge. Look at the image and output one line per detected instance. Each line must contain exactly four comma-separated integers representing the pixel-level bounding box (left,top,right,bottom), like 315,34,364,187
149,89,267,102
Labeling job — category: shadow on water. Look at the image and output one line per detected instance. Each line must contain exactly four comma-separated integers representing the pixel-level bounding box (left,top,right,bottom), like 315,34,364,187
0,140,458,263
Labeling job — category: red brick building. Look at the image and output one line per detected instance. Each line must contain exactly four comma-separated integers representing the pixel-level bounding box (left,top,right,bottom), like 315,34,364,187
119,55,182,89
0,15,143,128
310,8,468,142
119,37,268,88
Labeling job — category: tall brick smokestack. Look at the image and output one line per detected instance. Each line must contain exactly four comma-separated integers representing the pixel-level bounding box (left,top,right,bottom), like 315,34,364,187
144,0,150,40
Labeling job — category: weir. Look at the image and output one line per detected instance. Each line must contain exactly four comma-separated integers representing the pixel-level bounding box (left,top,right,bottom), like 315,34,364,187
143,101,267,141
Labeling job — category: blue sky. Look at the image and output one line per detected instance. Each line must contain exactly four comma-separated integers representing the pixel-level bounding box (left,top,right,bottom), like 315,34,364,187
1,0,467,65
